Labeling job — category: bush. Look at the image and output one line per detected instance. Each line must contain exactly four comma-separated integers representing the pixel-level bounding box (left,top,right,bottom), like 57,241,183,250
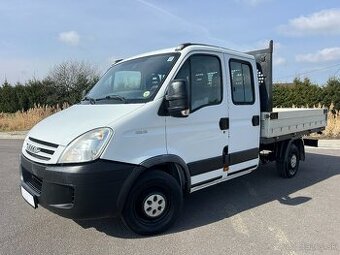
0,61,99,113
273,77,340,111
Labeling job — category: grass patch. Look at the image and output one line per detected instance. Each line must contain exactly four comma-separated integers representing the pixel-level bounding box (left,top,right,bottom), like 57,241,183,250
0,105,63,132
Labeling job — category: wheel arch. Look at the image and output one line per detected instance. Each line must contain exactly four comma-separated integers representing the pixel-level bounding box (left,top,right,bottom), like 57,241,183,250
116,154,190,213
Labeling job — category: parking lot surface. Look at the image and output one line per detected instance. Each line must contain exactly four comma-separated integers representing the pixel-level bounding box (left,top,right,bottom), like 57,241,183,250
1,139,339,255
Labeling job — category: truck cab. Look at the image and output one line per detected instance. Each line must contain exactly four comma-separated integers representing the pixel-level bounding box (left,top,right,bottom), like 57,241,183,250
20,42,326,235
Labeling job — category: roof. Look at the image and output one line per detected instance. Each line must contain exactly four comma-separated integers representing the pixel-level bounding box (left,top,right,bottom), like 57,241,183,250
118,43,254,64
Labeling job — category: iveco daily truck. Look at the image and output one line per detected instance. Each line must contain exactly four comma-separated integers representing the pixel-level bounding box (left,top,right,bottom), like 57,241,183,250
20,41,327,235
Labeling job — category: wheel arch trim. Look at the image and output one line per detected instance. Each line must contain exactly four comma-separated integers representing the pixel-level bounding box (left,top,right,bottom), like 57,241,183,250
116,154,190,213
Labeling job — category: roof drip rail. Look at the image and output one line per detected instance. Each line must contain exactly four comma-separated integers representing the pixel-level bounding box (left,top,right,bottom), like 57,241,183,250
175,43,193,51
112,59,123,65
175,42,226,51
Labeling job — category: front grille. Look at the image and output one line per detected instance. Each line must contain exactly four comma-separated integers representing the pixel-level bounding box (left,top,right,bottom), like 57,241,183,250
25,137,59,162
26,150,51,161
29,137,58,148
22,169,42,195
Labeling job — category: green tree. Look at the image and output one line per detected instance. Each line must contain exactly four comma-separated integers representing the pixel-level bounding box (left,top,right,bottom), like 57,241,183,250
14,83,29,111
0,80,18,113
323,77,340,110
273,78,326,109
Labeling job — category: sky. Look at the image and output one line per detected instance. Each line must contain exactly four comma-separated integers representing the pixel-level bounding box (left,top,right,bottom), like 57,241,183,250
1,0,340,85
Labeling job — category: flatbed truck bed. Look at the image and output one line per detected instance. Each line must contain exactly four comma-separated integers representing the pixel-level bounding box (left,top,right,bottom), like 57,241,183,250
260,108,327,144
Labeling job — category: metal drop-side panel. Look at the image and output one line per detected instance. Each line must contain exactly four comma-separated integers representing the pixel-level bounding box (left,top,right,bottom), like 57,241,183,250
260,108,327,138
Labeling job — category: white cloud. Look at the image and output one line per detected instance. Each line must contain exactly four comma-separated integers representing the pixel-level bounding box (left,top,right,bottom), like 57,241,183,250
296,47,340,63
58,31,80,46
274,57,286,66
279,9,340,36
254,39,281,50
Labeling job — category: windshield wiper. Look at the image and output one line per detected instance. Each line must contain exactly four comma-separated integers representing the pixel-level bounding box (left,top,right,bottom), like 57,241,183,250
81,96,96,104
95,95,127,103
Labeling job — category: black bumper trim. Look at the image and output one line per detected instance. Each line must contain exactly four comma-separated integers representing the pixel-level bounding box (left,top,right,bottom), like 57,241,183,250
20,155,136,219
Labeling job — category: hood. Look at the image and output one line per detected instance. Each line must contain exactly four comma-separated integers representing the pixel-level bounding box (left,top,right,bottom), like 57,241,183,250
28,104,144,146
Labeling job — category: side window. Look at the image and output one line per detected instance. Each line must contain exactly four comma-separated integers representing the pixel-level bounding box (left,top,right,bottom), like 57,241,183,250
229,60,255,104
175,55,222,111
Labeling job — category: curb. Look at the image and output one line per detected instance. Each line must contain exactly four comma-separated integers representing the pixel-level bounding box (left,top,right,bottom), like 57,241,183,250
315,140,340,149
0,131,28,140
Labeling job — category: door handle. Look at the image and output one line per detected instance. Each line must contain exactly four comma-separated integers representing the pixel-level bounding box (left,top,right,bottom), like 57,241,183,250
219,118,229,130
252,115,260,126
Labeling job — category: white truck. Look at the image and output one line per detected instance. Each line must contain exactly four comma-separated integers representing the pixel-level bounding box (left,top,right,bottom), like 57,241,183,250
20,41,327,235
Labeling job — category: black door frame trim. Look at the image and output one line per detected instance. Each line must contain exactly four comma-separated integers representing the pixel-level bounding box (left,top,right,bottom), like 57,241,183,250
191,176,223,188
229,148,259,165
188,156,223,176
189,147,259,176
228,165,258,176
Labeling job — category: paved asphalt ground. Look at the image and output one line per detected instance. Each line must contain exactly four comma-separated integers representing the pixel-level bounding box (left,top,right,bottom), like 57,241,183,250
1,140,339,255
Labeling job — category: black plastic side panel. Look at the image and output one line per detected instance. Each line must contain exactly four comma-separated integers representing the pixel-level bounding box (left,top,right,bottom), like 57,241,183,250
188,156,224,176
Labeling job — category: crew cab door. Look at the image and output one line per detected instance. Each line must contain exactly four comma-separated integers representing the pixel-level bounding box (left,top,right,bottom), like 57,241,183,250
224,55,260,174
166,53,229,187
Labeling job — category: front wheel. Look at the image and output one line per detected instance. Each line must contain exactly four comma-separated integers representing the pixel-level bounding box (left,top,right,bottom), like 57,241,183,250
121,171,183,235
277,143,300,178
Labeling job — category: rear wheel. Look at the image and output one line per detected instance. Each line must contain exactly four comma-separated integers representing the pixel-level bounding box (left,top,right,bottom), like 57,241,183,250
277,143,300,178
121,171,183,235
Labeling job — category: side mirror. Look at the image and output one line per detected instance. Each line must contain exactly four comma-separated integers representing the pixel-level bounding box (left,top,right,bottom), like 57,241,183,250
166,80,189,117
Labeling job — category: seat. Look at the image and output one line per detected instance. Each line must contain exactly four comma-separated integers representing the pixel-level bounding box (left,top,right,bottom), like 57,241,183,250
146,73,160,93
191,65,208,109
210,73,221,103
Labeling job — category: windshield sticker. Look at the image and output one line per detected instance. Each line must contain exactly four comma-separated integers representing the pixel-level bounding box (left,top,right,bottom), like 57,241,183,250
143,91,151,97
167,56,175,62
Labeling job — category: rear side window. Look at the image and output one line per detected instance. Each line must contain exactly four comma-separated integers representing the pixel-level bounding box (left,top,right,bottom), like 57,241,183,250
229,60,255,104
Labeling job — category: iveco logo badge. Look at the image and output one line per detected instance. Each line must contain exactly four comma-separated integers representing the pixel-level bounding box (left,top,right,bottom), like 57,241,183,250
26,143,40,154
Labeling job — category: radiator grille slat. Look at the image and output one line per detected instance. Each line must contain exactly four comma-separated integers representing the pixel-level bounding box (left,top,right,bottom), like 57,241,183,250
26,137,59,162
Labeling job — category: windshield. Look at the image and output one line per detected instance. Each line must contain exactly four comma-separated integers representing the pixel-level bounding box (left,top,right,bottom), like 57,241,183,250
84,53,180,104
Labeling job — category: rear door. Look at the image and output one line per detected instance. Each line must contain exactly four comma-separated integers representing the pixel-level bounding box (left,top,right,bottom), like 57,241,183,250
166,52,229,187
224,55,260,175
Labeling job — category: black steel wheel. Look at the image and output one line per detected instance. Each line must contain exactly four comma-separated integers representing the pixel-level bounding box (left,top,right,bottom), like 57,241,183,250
121,171,183,235
277,143,300,178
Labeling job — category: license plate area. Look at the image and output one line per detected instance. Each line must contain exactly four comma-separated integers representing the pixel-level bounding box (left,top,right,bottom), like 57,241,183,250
21,186,37,208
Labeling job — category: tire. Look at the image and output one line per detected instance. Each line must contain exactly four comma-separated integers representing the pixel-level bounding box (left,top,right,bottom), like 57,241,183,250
277,143,300,178
121,171,183,235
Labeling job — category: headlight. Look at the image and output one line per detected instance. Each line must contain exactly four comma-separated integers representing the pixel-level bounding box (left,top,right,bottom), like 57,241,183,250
58,128,113,164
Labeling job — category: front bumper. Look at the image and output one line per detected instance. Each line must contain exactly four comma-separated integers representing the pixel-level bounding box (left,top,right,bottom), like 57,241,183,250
20,155,136,219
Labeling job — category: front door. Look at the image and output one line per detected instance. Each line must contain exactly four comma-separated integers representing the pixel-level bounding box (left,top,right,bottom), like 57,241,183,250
224,55,260,175
166,53,229,187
